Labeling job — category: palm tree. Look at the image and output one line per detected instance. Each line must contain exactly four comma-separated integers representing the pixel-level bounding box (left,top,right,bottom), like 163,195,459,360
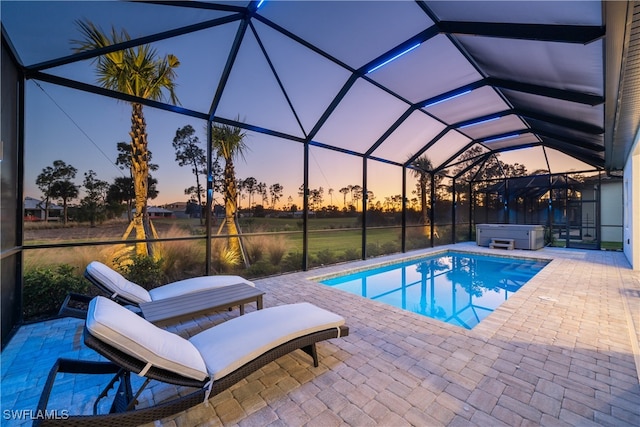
210,121,248,260
269,183,284,208
72,20,180,257
339,187,349,208
243,177,258,209
410,155,433,225
351,185,363,211
257,182,268,207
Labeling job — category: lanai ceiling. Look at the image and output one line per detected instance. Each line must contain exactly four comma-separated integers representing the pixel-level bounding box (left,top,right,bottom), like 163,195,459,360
2,0,639,177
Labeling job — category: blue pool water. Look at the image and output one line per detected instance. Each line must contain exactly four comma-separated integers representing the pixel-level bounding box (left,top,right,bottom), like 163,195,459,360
319,251,548,329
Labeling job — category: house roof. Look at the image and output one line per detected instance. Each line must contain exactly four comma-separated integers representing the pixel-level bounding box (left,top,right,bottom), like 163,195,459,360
134,206,174,214
24,196,62,211
2,1,639,176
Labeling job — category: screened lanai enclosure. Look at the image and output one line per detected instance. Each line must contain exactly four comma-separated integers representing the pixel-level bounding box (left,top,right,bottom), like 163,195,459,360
471,171,623,250
2,1,640,346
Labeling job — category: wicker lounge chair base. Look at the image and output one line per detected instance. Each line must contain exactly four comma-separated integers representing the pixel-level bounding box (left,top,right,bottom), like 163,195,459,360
58,293,95,319
84,261,256,307
62,262,262,324
35,297,349,427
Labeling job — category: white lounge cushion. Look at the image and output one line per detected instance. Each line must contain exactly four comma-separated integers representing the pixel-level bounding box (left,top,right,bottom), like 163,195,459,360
148,275,255,301
87,261,255,304
86,261,151,304
86,296,209,381
189,302,345,380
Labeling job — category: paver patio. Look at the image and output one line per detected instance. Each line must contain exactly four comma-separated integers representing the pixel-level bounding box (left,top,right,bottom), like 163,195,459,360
2,243,639,426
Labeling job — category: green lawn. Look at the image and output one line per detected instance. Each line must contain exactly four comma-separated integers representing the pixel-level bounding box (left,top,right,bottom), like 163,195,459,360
306,227,400,253
238,216,360,232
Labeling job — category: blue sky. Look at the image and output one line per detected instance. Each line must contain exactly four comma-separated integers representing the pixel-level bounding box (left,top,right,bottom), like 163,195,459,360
15,1,419,207
8,1,595,208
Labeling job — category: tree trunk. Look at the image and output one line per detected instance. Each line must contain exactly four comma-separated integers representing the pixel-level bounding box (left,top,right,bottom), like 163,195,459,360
129,102,152,257
224,159,241,256
194,160,204,226
420,176,428,225
90,207,96,227
62,200,68,225
43,198,50,223
127,199,133,222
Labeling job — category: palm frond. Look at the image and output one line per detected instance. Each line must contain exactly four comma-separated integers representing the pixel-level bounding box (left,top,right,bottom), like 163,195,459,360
210,120,249,163
72,19,180,104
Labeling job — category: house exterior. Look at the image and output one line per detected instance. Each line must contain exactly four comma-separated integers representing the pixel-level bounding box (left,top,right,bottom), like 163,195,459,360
146,206,175,219
162,201,190,219
130,206,175,219
23,196,63,221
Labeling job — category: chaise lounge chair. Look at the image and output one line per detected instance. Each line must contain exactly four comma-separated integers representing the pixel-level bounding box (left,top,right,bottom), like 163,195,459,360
59,261,258,321
84,261,255,306
36,296,349,426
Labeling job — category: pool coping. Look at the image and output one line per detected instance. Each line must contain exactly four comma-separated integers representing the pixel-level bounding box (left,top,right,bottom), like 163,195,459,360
308,247,553,331
293,242,638,359
307,247,553,282
2,242,639,426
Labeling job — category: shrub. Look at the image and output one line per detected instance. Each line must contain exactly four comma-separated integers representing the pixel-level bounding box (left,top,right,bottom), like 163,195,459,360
405,226,431,250
23,264,88,320
381,241,400,254
367,242,382,257
315,249,336,265
118,255,165,290
245,260,280,278
280,251,303,272
342,248,360,261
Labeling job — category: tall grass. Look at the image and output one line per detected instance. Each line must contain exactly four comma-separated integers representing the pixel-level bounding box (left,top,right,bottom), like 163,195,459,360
243,230,290,266
266,237,288,265
24,218,416,281
24,218,131,229
155,225,206,282
24,245,112,272
23,224,208,284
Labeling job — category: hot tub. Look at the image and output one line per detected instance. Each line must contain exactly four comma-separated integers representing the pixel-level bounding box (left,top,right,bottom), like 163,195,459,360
476,224,545,250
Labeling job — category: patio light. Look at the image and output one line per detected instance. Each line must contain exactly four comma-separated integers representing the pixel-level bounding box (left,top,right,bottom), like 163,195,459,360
459,116,500,128
483,131,524,144
422,90,472,108
367,43,421,74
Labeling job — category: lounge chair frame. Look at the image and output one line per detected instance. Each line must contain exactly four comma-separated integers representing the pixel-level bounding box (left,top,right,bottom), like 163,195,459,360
83,270,143,307
34,325,349,426
58,293,97,320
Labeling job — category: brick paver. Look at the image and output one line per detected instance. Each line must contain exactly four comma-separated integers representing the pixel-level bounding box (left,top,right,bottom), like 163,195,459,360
2,243,639,426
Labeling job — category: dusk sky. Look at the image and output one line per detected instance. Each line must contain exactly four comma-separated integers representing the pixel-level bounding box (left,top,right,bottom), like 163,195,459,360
5,0,596,208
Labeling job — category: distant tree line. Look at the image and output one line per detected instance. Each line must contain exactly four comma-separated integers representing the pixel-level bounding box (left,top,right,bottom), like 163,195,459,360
34,146,160,227
33,134,537,228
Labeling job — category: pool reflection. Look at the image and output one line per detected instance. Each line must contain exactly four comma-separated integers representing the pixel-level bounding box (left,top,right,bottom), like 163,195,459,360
320,252,548,329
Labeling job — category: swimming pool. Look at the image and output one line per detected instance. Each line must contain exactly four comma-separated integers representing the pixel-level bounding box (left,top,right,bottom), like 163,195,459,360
319,251,549,329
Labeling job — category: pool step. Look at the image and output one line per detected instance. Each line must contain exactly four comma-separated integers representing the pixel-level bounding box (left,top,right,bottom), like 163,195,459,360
490,238,515,250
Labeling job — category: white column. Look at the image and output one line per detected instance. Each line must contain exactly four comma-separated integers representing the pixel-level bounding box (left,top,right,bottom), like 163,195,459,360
623,128,640,270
